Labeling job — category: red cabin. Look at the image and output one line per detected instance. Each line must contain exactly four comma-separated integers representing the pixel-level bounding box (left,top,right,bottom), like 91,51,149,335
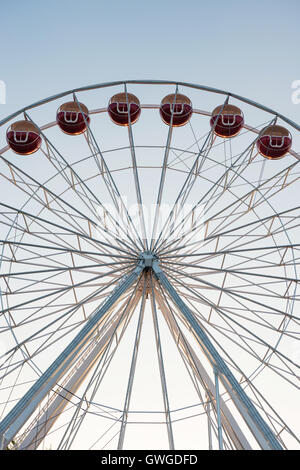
257,125,292,160
108,93,141,126
160,93,192,127
56,101,89,135
210,104,244,138
6,121,42,155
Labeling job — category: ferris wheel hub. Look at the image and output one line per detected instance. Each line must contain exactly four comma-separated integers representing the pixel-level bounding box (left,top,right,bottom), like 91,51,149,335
139,251,159,270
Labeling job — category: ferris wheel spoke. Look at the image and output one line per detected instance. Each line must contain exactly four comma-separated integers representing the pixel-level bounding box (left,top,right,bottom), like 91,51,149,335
0,273,135,389
1,294,134,376
162,260,299,321
155,270,286,448
243,385,287,449
149,274,174,450
0,239,137,281
17,289,138,450
167,110,246,170
73,95,145,252
162,275,289,353
0,81,299,449
0,251,134,277
57,280,143,450
0,261,129,281
170,295,299,353
0,222,97,269
0,154,100,238
152,132,216,253
0,361,24,422
160,243,300,260
0,218,112,268
224,340,300,448
241,375,300,447
204,207,300,256
0,239,136,261
161,298,298,394
169,282,299,385
26,120,112,226
158,203,300,260
0,263,135,330
0,154,136,256
159,280,299,434
14,284,129,337
161,276,300,336
0,264,130,320
23,111,142,254
202,162,300,244
0,202,134,260
152,97,230,252
164,226,300,274
162,268,300,376
117,277,147,450
206,248,299,279
163,264,300,327
207,213,300,264
157,123,298,256
153,286,218,444
155,119,264,255
74,296,141,451
167,129,211,173
124,84,148,249
160,253,299,292
200,125,284,214
167,113,278,170
162,259,300,284
0,269,132,365
167,128,249,173
0,262,144,449
188,120,217,174
159,153,299,258
150,86,179,250
153,284,236,449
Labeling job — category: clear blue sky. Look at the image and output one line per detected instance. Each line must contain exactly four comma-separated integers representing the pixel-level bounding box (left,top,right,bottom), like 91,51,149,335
1,0,300,122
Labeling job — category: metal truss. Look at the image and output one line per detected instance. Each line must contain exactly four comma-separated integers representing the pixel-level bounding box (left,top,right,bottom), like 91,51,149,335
0,80,299,450
0,253,286,450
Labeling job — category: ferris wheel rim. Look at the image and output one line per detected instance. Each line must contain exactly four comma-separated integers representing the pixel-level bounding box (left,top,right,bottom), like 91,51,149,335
0,79,299,132
0,80,299,450
1,81,298,367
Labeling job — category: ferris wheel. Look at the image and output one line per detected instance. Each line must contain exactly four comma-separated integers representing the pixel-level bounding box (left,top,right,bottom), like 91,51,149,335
0,80,299,450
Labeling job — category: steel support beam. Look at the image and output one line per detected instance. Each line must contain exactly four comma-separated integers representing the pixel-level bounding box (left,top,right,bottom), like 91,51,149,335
0,253,285,450
154,285,251,450
152,260,283,450
15,291,141,450
0,263,143,449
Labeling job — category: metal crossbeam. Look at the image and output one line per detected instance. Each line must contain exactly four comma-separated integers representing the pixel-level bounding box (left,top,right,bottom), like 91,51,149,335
16,291,140,450
153,285,251,449
0,253,286,450
0,262,144,449
152,259,283,450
